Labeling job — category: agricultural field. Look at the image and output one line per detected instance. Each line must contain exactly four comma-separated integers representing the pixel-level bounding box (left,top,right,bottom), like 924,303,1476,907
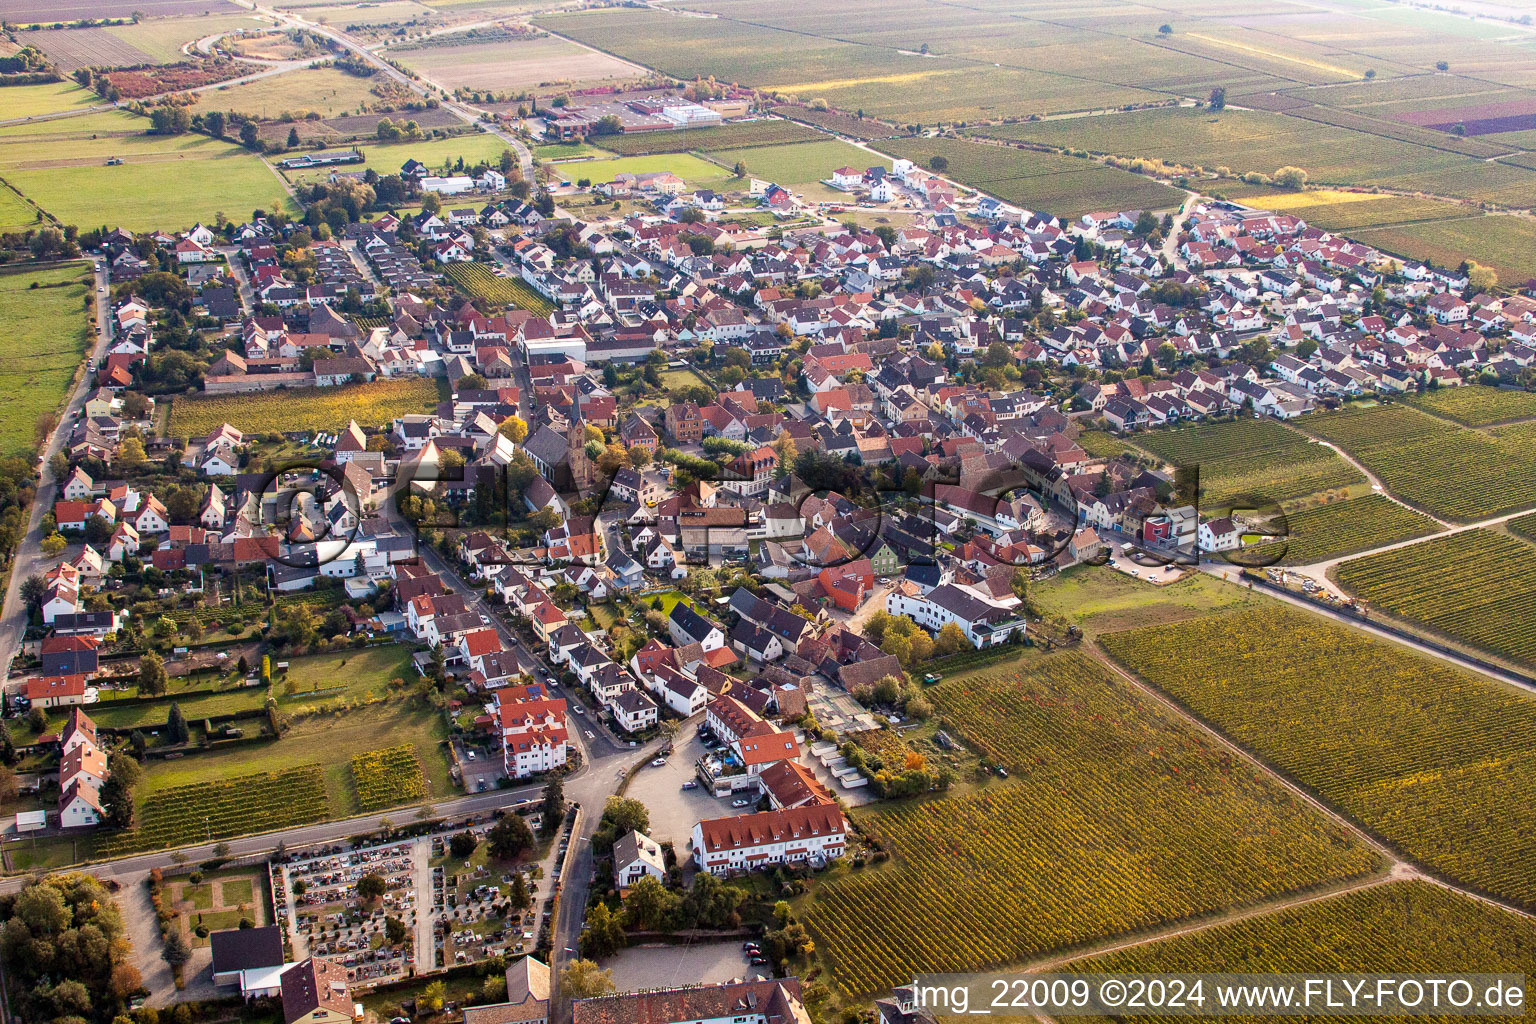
444,262,554,316
1100,605,1536,909
103,765,330,855
190,66,384,120
1403,385,1536,427
393,33,636,92
1251,493,1441,566
772,104,900,140
0,262,93,457
1510,512,1536,544
1300,403,1536,520
278,133,511,183
17,14,266,71
1060,881,1536,1024
533,141,615,162
1249,193,1475,234
1126,417,1364,507
872,138,1183,220
1,0,245,17
803,650,1379,996
351,744,428,810
592,119,824,156
274,645,414,710
711,139,885,186
1333,529,1536,670
1032,566,1259,637
0,109,296,230
1351,215,1536,291
545,152,737,190
0,80,99,118
168,378,440,437
0,186,41,233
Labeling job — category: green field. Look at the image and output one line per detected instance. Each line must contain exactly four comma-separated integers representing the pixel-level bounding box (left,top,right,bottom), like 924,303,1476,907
168,378,441,437
1403,385,1536,427
1032,565,1260,637
872,137,1183,219
190,66,384,120
1334,529,1536,670
0,81,100,119
0,185,42,233
1253,494,1441,566
280,133,513,183
1100,605,1536,909
105,14,270,65
1059,881,1536,1024
1301,403,1536,521
971,106,1523,198
1352,215,1536,292
1127,417,1364,507
0,110,295,231
534,142,616,162
274,646,414,711
0,262,92,457
711,139,884,186
805,649,1377,996
592,119,825,156
545,151,737,189
443,262,555,315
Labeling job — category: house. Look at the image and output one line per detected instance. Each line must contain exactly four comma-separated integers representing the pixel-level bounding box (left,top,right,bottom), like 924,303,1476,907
571,979,811,1024
498,694,570,778
211,926,286,991
885,582,1025,648
279,958,355,1024
612,829,666,890
691,804,846,875
26,674,87,709
876,986,941,1024
668,602,725,651
59,779,103,829
1198,516,1242,553
466,957,550,1024
40,635,98,677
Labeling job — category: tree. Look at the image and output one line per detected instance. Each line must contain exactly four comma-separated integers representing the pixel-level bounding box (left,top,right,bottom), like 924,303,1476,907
560,960,615,1000
578,902,626,959
1208,86,1226,110
591,796,649,854
449,831,478,858
139,651,169,697
166,702,189,744
1435,60,1449,71
487,812,535,860
934,621,970,656
1467,262,1498,292
239,121,260,149
619,876,678,931
420,191,442,216
356,873,387,903
1158,22,1172,33
419,981,446,1013
40,533,66,556
286,126,300,148
928,155,948,172
19,574,44,608
732,160,747,178
204,110,225,138
99,773,135,828
498,415,528,444
26,706,47,733
384,916,408,945
161,931,191,970
117,435,146,470
1272,165,1308,190
540,777,564,836
456,373,488,392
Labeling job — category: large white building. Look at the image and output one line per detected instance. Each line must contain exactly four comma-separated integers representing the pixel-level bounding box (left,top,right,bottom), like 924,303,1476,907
884,582,1025,648
691,803,846,875
497,692,570,778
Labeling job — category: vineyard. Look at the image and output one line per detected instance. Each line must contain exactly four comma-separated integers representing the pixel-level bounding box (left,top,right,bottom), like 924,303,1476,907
169,378,440,438
351,744,427,811
1333,529,1536,669
594,119,824,155
1404,385,1536,427
444,262,555,316
1063,881,1536,1024
104,766,329,855
803,652,1379,996
1510,512,1536,544
1301,403,1536,520
1099,606,1536,909
1127,418,1363,506
1250,493,1440,565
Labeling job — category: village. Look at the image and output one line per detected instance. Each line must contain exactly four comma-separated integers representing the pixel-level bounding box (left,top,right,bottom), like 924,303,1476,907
2,60,1536,1024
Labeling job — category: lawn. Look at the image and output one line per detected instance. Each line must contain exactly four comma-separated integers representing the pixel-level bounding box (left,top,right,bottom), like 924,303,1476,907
711,139,884,186
0,262,93,457
0,81,100,118
872,137,1184,219
1101,604,1536,910
168,377,441,437
190,66,385,120
804,649,1378,996
45,682,270,733
221,878,254,905
0,185,42,232
547,152,737,189
1031,564,1258,637
534,142,616,162
273,645,414,710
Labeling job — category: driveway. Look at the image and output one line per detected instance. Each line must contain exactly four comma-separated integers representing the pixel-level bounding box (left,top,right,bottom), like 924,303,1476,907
621,729,739,849
602,941,760,993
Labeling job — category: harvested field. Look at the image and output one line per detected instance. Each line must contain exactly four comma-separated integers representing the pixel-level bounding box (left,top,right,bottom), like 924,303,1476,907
15,27,153,74
394,33,634,92
0,81,99,119
593,119,824,156
190,66,382,119
0,0,241,18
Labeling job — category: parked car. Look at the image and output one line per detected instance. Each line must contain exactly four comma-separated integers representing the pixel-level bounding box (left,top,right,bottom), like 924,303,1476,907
731,798,751,808
573,705,585,715
681,780,698,790
651,757,667,767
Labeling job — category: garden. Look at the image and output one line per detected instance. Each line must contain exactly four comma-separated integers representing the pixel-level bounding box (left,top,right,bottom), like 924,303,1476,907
444,262,555,316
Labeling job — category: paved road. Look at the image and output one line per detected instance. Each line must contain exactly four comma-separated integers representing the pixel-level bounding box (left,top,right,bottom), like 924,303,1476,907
0,257,110,687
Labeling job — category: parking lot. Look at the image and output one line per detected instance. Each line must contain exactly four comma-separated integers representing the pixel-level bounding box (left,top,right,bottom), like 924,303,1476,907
603,940,762,992
623,728,753,848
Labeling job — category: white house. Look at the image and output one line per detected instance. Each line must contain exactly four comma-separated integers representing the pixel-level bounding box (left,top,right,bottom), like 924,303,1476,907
884,582,1025,648
1198,516,1242,553
691,804,846,875
612,829,666,889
